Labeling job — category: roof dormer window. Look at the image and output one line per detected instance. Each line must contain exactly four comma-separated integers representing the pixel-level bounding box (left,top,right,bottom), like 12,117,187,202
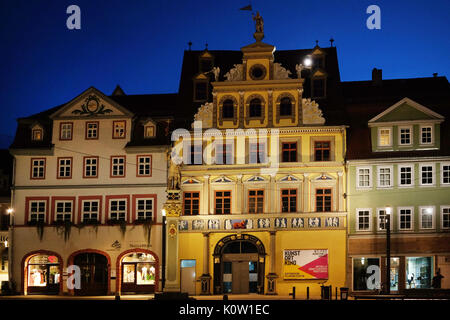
31,125,43,141
144,125,155,138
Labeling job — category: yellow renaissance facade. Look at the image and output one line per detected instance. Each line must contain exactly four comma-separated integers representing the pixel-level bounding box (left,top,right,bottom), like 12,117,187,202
163,28,348,297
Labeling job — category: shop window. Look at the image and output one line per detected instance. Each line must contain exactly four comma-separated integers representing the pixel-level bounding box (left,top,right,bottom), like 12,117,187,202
31,158,46,179
389,257,400,291
215,191,231,214
281,189,297,213
113,121,126,139
137,155,152,177
353,258,380,291
315,189,331,212
248,190,264,213
183,192,200,215
314,141,330,161
59,122,73,140
27,255,60,294
86,122,99,139
122,253,156,287
282,142,297,162
406,257,432,289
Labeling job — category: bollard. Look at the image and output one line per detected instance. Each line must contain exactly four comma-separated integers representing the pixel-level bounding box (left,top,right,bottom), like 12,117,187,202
335,287,338,300
115,294,121,301
289,286,296,300
223,294,228,301
306,286,309,300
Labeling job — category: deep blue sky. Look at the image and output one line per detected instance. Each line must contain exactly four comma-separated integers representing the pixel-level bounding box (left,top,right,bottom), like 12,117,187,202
1,0,449,147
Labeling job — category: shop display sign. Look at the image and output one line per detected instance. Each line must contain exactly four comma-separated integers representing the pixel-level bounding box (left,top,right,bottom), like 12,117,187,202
283,249,328,280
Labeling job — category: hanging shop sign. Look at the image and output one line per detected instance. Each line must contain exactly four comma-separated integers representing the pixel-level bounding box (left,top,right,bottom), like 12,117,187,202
283,249,328,280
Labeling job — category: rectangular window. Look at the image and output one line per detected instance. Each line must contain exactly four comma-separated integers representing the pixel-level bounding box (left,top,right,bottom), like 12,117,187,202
144,125,155,138
399,208,413,230
282,142,297,162
215,191,231,214
316,188,332,212
215,144,233,165
281,189,297,213
109,199,127,221
136,198,153,221
189,144,203,165
357,167,371,188
399,165,413,187
81,200,99,222
249,143,266,164
377,209,388,231
406,257,433,289
314,141,330,161
32,128,43,141
194,82,207,101
29,201,46,223
399,127,412,145
86,122,99,139
441,207,450,229
55,201,72,222
378,166,392,188
111,156,126,177
137,155,152,177
31,158,46,179
113,121,126,139
353,258,380,291
183,192,200,215
57,158,72,179
248,190,264,213
84,157,98,178
378,128,392,147
441,163,450,185
356,209,371,231
420,126,433,144
420,164,434,185
420,207,434,230
60,122,73,140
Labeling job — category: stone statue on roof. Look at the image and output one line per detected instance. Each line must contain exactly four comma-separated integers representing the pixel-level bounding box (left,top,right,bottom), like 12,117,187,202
252,12,264,33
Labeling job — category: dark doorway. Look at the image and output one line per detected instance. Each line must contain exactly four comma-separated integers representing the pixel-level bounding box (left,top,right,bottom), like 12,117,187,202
73,252,108,295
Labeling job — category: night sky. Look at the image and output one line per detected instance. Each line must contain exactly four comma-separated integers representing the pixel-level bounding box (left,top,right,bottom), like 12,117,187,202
1,0,449,148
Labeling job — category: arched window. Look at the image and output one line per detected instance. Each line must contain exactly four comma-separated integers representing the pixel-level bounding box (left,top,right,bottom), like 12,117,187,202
222,99,234,119
249,98,262,117
280,97,292,116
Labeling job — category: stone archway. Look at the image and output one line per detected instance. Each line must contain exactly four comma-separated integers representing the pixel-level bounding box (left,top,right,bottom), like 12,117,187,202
213,234,266,294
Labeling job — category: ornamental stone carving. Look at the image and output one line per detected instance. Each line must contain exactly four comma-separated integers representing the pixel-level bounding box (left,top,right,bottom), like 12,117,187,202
273,63,292,80
193,102,213,128
302,98,325,124
224,64,244,81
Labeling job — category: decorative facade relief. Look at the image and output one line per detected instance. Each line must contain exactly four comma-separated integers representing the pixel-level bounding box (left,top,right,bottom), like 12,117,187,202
302,98,325,124
273,63,292,80
192,102,213,128
224,64,244,81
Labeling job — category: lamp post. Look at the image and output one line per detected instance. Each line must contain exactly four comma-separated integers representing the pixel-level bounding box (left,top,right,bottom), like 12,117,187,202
161,208,167,291
385,206,391,295
6,208,14,289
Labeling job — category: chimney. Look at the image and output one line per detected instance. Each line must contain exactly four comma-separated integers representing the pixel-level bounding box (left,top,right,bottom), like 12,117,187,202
372,68,382,86
433,72,438,78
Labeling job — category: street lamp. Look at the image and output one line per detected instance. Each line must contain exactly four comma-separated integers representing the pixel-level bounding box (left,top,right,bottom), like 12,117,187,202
385,206,391,295
6,208,14,289
161,208,167,291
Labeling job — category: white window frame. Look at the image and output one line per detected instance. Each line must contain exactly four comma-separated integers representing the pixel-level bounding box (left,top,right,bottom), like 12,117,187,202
378,127,392,147
81,200,100,222
58,158,72,178
86,122,98,139
398,164,414,188
376,208,393,232
419,206,435,230
440,206,450,230
109,199,127,221
419,163,435,186
31,159,46,179
84,157,98,177
137,155,152,177
419,125,433,145
29,200,46,222
398,126,412,146
440,162,450,186
60,123,72,140
356,166,372,189
54,200,73,222
377,165,393,189
356,208,372,232
111,156,126,177
136,198,154,221
398,207,414,231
